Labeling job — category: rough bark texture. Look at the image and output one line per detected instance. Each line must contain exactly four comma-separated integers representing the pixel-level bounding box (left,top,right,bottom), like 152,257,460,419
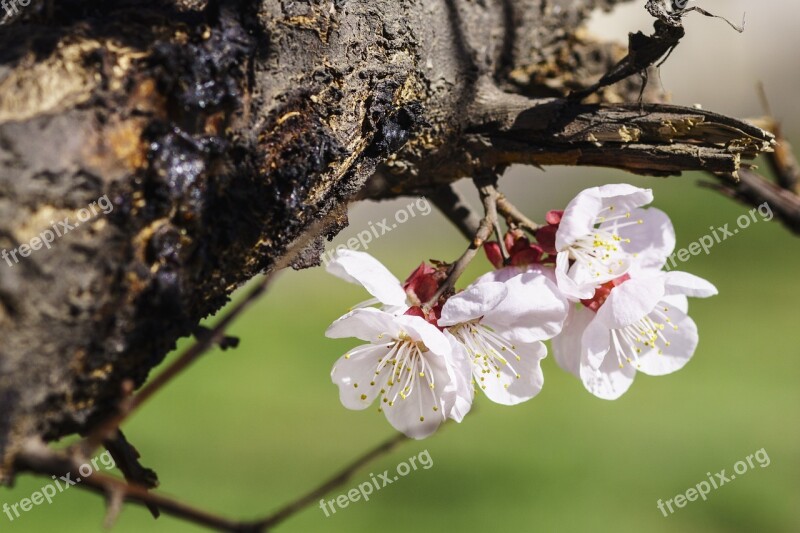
0,0,778,482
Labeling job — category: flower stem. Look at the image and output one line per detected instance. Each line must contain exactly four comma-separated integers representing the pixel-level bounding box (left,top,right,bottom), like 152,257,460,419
425,172,501,309
496,194,541,233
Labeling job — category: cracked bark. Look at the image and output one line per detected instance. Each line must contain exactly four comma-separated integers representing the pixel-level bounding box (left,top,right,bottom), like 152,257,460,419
0,0,784,484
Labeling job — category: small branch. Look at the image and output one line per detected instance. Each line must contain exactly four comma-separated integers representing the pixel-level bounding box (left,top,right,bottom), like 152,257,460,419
79,275,273,454
493,217,509,263
496,194,541,233
701,169,800,235
425,172,500,309
755,83,800,194
78,215,337,458
251,432,409,530
430,184,481,239
8,215,411,532
15,439,252,533
16,430,412,533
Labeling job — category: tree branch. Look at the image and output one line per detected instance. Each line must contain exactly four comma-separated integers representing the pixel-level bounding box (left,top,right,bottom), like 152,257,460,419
467,100,774,177
252,432,409,530
425,173,501,309
701,169,800,235
15,430,412,533
496,194,541,233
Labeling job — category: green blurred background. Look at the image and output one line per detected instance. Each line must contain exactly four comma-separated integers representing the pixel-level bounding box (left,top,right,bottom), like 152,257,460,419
5,0,800,531
5,166,799,532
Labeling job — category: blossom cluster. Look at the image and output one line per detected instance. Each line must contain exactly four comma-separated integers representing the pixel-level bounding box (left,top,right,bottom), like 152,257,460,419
325,184,717,438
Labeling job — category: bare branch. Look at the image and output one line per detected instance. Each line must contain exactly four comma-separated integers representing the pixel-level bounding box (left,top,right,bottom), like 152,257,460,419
496,194,541,233
252,432,409,530
755,84,800,194
701,170,800,235
425,173,501,309
16,430,412,533
15,439,252,533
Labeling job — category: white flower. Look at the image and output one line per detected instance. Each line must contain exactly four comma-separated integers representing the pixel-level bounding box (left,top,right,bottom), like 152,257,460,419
327,308,472,438
326,250,447,316
438,272,569,405
552,270,717,400
326,249,408,309
554,184,675,300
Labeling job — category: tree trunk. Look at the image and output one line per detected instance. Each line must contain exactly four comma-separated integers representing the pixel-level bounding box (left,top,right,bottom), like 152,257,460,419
0,0,776,482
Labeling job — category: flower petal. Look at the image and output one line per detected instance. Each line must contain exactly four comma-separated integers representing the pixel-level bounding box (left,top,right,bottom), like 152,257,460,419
382,356,451,439
663,271,718,298
594,183,653,212
476,341,547,406
555,251,597,300
481,272,569,343
331,345,390,410
326,308,400,343
661,294,689,314
556,184,653,250
579,344,637,400
637,306,699,376
556,190,604,251
594,276,664,330
395,314,451,355
326,250,407,306
610,207,675,273
442,330,474,423
439,282,508,326
476,264,558,285
581,317,611,369
552,304,596,378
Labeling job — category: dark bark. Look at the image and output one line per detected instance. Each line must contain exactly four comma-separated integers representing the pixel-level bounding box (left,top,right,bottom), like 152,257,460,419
0,0,783,484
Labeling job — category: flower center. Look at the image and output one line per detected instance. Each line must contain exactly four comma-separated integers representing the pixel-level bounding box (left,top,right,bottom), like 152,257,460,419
368,338,440,421
581,274,631,312
609,304,678,368
568,207,642,278
450,322,522,391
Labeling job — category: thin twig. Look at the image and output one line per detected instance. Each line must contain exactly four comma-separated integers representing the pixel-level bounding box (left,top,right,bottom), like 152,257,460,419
496,194,541,233
12,214,417,533
79,217,335,457
16,439,252,533
425,172,500,309
251,432,409,530
79,277,274,456
17,430,412,533
701,169,800,235
756,82,800,194
493,218,509,263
